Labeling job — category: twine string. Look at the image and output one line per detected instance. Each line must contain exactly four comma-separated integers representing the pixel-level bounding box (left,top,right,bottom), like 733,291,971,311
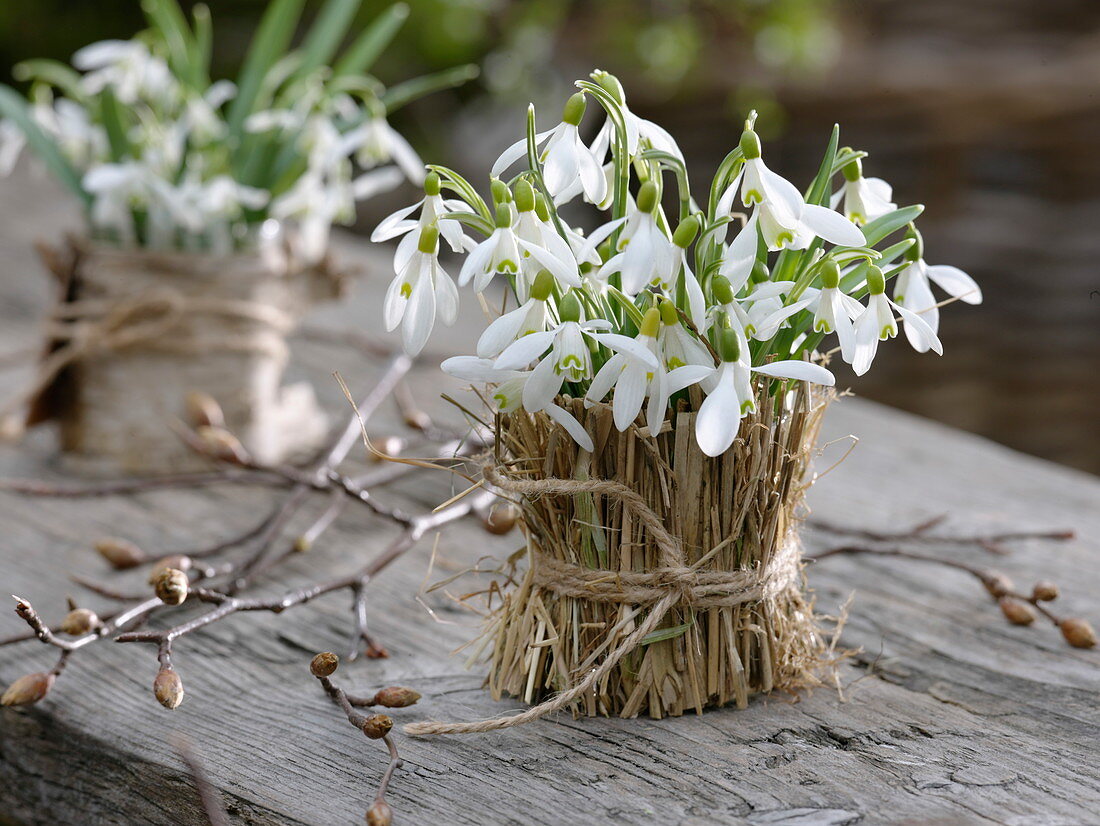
404,461,801,736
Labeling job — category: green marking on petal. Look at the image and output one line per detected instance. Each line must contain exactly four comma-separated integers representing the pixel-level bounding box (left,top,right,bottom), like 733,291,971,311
400,282,412,299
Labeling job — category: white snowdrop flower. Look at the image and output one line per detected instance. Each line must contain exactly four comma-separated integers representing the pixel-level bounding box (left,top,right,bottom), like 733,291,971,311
851,265,942,375
831,158,896,226
459,203,524,293
492,94,607,205
587,71,684,165
695,326,835,457
586,306,710,436
83,162,158,243
74,39,177,105
383,225,459,356
510,179,581,300
371,171,471,257
343,114,425,184
595,181,677,296
476,270,555,359
892,229,982,349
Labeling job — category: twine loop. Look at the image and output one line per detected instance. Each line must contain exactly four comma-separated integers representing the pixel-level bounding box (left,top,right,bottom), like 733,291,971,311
404,460,801,737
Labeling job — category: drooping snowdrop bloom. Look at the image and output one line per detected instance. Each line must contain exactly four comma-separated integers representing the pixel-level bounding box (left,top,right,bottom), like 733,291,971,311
695,326,836,457
73,40,176,105
476,270,555,359
383,225,459,356
721,128,865,252
510,180,581,299
83,162,159,244
343,113,425,185
459,203,524,293
586,306,711,435
596,181,678,296
588,70,684,164
750,261,861,354
851,265,942,375
892,229,982,349
492,94,607,205
831,158,896,226
372,171,471,257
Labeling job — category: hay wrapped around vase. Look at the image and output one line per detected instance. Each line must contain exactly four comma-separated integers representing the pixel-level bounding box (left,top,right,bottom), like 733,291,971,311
373,71,979,736
0,0,477,471
483,388,830,719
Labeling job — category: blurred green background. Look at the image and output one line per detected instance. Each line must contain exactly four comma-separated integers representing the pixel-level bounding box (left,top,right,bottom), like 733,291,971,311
2,0,1098,473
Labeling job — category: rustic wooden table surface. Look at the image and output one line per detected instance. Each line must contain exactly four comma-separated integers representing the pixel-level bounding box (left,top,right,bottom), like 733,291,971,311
1,167,1098,826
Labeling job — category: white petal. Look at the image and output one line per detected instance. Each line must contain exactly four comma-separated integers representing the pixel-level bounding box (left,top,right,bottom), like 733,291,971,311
477,300,537,358
490,129,553,179
380,123,425,184
522,354,563,411
383,273,407,331
695,376,740,457
586,354,624,406
752,360,835,386
442,356,516,382
925,264,982,305
576,136,608,204
517,239,581,288
352,167,404,200
890,300,943,355
458,234,496,287
435,269,459,326
494,330,556,370
402,266,436,355
593,333,659,368
611,365,648,431
799,203,867,247
544,403,594,452
577,217,627,264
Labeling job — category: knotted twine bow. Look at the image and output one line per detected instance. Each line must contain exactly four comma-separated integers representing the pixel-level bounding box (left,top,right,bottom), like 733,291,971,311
404,462,802,736
1,287,296,425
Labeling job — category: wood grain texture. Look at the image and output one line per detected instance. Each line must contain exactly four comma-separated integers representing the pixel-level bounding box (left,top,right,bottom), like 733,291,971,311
1,165,1098,825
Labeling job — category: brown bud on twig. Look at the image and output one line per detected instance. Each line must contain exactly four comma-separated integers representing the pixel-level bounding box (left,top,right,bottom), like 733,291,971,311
372,686,421,708
310,652,339,678
998,598,1036,626
59,607,101,636
360,713,393,740
366,800,393,826
1032,581,1059,602
148,555,193,584
195,425,250,464
482,503,520,536
153,568,189,605
185,391,225,430
154,666,184,709
982,571,1014,599
1,672,54,706
95,537,146,569
1060,618,1097,649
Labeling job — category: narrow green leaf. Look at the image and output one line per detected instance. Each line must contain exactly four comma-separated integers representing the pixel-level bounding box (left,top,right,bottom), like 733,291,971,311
99,88,131,161
12,60,85,100
860,204,924,247
805,123,839,207
141,0,196,86
296,0,363,81
381,64,480,114
192,4,213,87
333,2,409,78
227,0,306,138
0,85,89,205
606,286,646,328
640,621,693,646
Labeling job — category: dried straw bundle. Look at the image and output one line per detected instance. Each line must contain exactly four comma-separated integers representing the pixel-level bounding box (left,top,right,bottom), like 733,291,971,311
484,383,832,720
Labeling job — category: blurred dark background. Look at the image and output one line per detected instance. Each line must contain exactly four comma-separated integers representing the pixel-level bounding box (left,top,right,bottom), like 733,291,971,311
2,0,1098,473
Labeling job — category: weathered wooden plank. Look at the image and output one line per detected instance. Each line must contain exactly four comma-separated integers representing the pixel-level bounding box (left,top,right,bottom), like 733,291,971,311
1,166,1099,825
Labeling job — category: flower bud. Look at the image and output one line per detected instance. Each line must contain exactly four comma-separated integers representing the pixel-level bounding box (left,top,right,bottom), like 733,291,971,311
148,555,193,584
558,290,582,323
490,178,511,206
716,326,741,363
562,92,587,127
494,202,512,229
635,181,658,214
865,265,886,296
482,503,519,536
983,572,1014,599
1,672,54,706
819,260,841,290
360,713,394,739
711,275,735,305
154,666,184,709
196,426,250,464
417,224,439,254
534,192,550,222
424,170,441,196
672,215,700,249
903,225,924,262
739,129,762,160
1032,581,1059,602
1060,618,1097,649
659,298,679,327
60,607,100,636
514,178,536,213
310,652,339,678
153,568,189,606
366,800,393,826
841,157,863,183
998,598,1036,626
185,391,225,430
95,537,146,569
638,307,661,339
593,69,625,104
750,261,769,284
372,686,421,708
530,269,555,302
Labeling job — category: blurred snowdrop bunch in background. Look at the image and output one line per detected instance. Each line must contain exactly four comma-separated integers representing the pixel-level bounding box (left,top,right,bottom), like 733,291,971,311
0,0,477,262
373,69,979,457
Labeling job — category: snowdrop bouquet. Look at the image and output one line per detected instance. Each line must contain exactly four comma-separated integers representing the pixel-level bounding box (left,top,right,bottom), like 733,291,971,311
0,0,476,262
375,69,980,457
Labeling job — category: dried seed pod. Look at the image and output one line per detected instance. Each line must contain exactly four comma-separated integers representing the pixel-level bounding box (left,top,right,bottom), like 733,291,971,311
310,652,339,678
154,666,184,709
366,800,393,826
982,572,1014,599
95,537,146,569
185,391,225,429
1,672,54,706
372,686,421,708
360,713,393,740
195,425,250,464
59,607,100,636
148,555,193,584
482,503,520,536
998,598,1036,626
153,568,189,605
1060,618,1097,649
1032,581,1059,602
